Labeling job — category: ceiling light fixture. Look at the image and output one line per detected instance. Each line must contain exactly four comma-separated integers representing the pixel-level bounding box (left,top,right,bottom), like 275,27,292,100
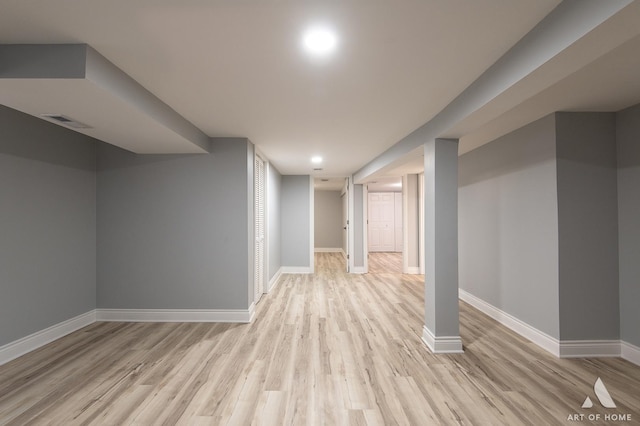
311,156,323,164
302,25,338,57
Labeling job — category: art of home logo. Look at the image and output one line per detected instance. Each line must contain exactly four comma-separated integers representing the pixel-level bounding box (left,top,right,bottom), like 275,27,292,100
567,377,633,422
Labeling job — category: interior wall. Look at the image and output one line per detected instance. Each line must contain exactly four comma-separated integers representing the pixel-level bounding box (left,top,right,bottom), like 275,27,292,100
617,103,640,348
281,175,312,269
394,192,403,252
403,174,420,271
0,106,97,346
556,112,619,341
314,190,342,249
458,114,560,339
96,138,253,310
267,163,282,283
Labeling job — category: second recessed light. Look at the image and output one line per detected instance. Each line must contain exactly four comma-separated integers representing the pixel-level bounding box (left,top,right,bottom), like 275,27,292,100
302,26,338,57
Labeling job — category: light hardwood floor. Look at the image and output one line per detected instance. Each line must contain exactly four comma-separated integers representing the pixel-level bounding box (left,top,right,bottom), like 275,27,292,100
1,252,639,425
367,252,403,274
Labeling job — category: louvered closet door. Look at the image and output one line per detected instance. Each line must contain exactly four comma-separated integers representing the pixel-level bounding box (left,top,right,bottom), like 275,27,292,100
254,155,265,303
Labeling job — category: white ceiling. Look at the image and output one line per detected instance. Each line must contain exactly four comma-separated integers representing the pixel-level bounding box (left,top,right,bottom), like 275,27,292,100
2,0,640,183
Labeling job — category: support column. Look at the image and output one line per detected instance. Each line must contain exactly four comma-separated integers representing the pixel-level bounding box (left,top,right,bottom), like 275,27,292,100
422,138,463,353
351,183,367,274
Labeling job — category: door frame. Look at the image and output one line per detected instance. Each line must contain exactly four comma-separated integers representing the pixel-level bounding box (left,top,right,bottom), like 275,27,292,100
254,150,268,304
341,178,350,272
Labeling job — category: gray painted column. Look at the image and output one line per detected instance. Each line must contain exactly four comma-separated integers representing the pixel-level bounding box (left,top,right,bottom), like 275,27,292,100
351,183,366,273
422,138,463,353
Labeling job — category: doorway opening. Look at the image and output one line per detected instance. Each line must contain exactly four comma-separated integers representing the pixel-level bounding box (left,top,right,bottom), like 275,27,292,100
365,174,425,276
367,180,403,274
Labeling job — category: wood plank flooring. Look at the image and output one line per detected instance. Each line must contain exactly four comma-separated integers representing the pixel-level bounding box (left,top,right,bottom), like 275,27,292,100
367,252,403,274
1,252,639,425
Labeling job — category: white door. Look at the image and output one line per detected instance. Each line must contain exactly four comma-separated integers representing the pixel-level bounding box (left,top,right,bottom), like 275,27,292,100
254,155,265,303
368,192,395,252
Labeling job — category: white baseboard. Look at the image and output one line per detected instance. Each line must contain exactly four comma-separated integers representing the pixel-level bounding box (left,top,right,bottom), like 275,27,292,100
459,289,640,362
621,341,640,366
1,303,260,367
96,308,254,323
559,340,621,358
281,266,313,274
0,310,96,366
459,289,560,357
314,248,342,253
404,266,420,275
351,266,367,274
421,326,464,354
267,267,283,293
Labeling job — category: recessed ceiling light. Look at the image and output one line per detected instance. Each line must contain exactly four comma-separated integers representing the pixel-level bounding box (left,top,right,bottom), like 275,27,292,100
311,156,323,164
302,26,338,57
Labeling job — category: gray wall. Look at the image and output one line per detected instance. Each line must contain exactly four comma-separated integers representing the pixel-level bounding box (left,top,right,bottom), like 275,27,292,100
459,114,561,338
314,190,342,249
0,106,97,346
281,175,312,269
268,163,282,282
556,112,619,340
617,104,640,347
404,174,420,270
97,138,252,310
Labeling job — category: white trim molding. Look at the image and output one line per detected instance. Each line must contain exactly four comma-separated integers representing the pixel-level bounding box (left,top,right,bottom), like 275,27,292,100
559,340,621,358
0,310,96,366
309,176,315,274
459,289,560,357
421,326,464,354
248,302,256,323
459,289,640,363
351,266,367,274
314,248,343,253
268,267,283,293
281,266,313,274
404,266,421,275
621,341,640,367
96,308,254,323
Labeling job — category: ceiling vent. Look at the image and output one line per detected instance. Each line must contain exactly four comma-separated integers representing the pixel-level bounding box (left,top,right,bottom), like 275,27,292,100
40,114,92,129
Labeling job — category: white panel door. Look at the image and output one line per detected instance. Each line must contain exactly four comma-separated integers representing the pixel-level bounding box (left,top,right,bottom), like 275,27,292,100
368,192,395,252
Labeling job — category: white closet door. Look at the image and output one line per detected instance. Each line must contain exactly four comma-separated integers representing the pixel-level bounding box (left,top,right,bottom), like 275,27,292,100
368,192,395,252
